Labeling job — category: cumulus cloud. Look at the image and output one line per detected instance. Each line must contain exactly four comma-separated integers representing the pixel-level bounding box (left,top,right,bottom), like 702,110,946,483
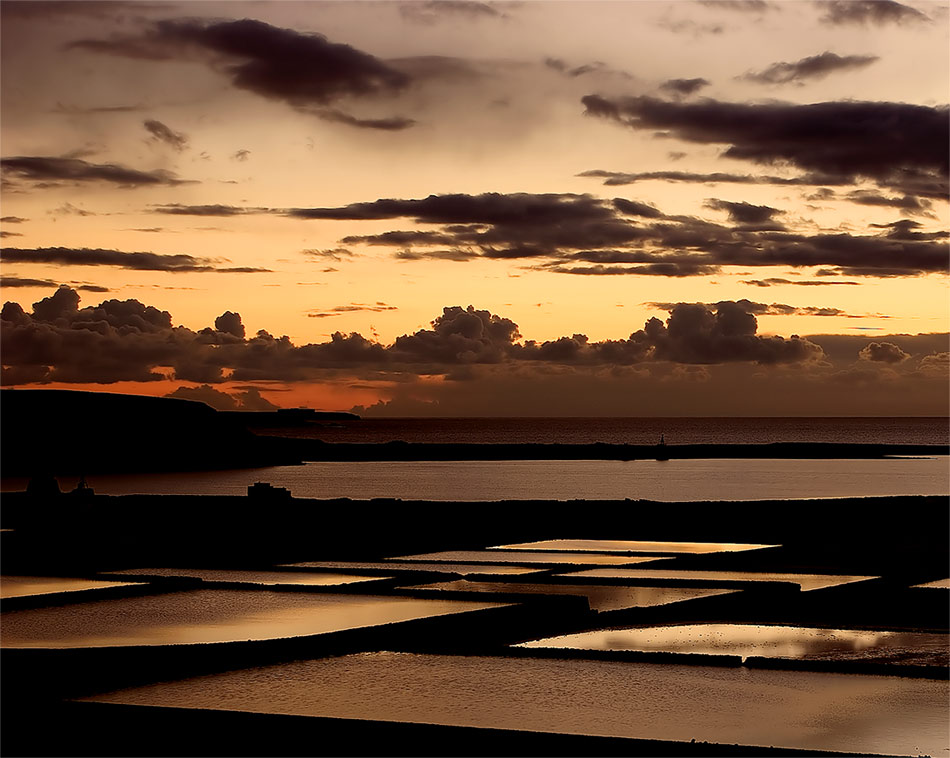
165,383,278,410
859,341,910,363
143,119,188,151
581,95,949,198
2,290,831,386
817,0,929,26
1,156,186,187
1,247,271,273
647,299,854,317
68,18,414,127
740,52,878,84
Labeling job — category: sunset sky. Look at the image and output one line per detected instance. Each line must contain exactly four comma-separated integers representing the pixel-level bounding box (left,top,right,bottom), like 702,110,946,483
1,0,947,415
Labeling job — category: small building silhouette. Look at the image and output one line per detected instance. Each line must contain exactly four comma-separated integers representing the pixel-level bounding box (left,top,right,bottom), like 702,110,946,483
248,481,293,501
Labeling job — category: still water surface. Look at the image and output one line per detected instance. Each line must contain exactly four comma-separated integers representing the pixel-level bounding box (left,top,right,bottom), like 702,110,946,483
0,590,506,648
84,651,949,756
5,457,947,501
519,623,950,664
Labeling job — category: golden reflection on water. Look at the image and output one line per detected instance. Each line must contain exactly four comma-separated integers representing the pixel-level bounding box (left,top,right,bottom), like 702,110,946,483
911,578,950,589
281,561,544,575
490,539,779,554
394,550,662,566
561,568,877,591
108,568,384,586
519,623,950,662
0,576,143,600
0,590,508,648
82,652,950,756
408,580,737,612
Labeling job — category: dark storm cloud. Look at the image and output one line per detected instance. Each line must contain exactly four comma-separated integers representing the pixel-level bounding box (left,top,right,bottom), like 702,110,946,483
579,169,824,187
647,299,870,318
859,341,910,363
1,292,826,386
315,109,416,131
231,149,251,162
611,198,664,218
1,216,27,223
699,0,774,10
846,191,934,217
703,198,784,225
150,203,271,216
0,247,272,273
399,1,507,24
580,96,949,197
544,59,613,79
1,231,23,238
308,303,399,318
817,0,929,26
68,19,412,121
52,102,145,114
741,278,860,287
294,191,946,277
740,52,879,84
0,276,110,292
659,78,710,96
143,119,188,151
1,156,186,187
868,219,948,241
302,248,358,261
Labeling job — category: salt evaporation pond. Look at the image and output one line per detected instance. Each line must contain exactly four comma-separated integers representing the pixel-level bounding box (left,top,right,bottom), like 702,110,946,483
1,575,144,600
282,561,545,576
393,551,662,566
107,568,385,587
0,590,507,648
82,651,949,756
519,624,950,665
490,539,779,554
562,568,877,591
912,578,950,589
408,580,738,613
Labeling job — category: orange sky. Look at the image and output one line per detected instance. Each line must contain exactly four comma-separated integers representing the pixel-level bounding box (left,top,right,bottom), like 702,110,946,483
1,0,947,414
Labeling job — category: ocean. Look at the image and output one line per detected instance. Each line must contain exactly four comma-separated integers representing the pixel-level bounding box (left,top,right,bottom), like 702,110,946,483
261,416,949,446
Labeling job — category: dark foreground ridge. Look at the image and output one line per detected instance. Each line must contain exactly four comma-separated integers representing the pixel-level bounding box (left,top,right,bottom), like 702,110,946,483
1,490,947,757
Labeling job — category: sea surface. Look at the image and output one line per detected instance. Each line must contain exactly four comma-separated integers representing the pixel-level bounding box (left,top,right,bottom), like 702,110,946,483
6,457,947,501
263,416,949,446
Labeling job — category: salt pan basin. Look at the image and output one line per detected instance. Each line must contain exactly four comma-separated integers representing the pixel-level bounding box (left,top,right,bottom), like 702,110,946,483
561,568,876,591
1,576,143,600
490,539,778,554
107,568,384,587
393,551,661,566
0,590,507,648
408,580,738,613
911,578,950,589
82,651,948,756
282,561,544,576
518,624,950,665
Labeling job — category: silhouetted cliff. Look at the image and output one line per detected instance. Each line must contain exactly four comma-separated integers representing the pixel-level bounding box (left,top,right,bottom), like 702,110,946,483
0,389,300,476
